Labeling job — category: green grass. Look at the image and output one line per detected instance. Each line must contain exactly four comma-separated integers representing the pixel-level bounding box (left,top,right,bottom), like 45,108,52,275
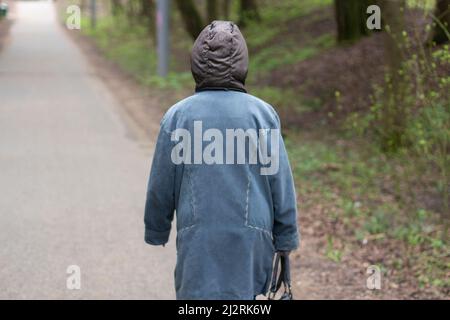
248,86,327,121
244,0,333,48
285,130,449,290
325,236,343,263
242,0,335,85
79,14,192,90
249,34,334,76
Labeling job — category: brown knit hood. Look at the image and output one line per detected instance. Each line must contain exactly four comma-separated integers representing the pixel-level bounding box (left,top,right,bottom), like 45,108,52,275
191,21,249,92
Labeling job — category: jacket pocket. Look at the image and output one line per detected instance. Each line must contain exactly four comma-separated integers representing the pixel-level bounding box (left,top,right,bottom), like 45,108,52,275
244,172,273,236
176,166,196,231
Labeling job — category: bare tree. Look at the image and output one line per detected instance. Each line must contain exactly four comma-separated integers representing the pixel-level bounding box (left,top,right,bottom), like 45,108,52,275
175,0,204,40
378,0,408,151
334,0,371,43
207,0,219,23
140,0,155,36
430,0,450,44
125,0,140,25
239,0,260,27
141,0,155,20
223,0,230,20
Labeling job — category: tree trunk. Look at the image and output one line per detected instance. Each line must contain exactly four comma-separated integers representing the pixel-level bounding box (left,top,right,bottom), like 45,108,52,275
380,0,406,71
126,0,140,25
111,0,123,16
141,0,155,19
223,0,230,20
207,0,219,23
175,0,204,40
239,0,260,27
80,0,87,11
431,0,450,44
334,0,370,43
379,0,407,152
141,0,155,37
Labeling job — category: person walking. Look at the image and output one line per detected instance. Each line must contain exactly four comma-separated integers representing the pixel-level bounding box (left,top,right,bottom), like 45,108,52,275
144,21,299,300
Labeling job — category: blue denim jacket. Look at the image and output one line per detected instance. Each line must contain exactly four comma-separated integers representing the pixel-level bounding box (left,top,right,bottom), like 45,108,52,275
144,90,299,299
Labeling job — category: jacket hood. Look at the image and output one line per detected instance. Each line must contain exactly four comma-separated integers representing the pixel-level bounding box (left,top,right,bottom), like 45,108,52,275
191,21,249,93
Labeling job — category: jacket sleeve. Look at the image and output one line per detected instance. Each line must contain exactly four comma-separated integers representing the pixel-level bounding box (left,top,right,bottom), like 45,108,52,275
144,126,175,246
269,127,300,251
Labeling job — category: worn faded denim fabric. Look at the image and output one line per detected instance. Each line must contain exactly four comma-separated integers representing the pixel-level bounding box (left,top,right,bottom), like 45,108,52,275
144,21,299,300
144,91,299,299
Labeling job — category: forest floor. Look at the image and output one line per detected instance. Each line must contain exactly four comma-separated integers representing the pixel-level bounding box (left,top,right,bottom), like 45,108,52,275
57,0,448,299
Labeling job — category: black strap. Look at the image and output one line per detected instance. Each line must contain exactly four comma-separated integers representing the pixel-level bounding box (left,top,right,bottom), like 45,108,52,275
268,252,293,300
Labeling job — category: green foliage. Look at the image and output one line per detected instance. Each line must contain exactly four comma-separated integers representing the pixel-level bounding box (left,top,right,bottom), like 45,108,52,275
142,72,193,90
256,0,332,25
243,0,332,48
407,0,437,10
286,130,448,290
346,33,449,149
346,39,450,232
364,208,392,235
80,12,192,90
285,137,340,177
340,198,363,217
249,86,324,117
249,86,296,108
81,14,155,76
325,236,343,263
249,34,334,76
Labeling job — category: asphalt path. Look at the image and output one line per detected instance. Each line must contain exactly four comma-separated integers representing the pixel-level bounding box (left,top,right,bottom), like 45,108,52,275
0,0,176,299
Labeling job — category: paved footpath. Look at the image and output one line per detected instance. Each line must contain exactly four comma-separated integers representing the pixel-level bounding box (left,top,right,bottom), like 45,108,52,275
0,1,175,299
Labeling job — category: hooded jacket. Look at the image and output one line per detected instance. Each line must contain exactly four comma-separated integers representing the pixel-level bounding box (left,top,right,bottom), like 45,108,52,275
144,21,299,300
191,21,248,92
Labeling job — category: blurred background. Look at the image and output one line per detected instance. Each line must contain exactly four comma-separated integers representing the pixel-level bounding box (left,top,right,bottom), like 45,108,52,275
0,0,449,299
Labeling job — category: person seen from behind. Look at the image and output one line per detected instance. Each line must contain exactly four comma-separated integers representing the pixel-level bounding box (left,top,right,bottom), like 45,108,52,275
144,21,299,300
